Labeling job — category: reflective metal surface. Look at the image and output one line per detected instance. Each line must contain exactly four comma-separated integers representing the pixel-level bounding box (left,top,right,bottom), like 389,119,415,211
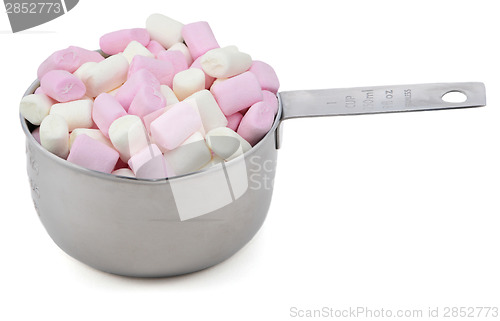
21,80,486,277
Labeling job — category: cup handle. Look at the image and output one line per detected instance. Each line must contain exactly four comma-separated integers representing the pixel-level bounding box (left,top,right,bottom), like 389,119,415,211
275,82,486,149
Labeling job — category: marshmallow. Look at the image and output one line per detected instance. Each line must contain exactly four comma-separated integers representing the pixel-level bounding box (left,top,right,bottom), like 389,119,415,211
122,40,154,63
108,115,149,162
226,112,243,131
146,40,165,57
160,85,179,105
128,55,175,87
212,78,227,86
143,107,168,134
164,132,211,175
237,101,275,146
128,144,170,179
19,93,53,125
27,14,282,178
206,127,251,160
146,14,184,49
69,128,113,149
50,99,93,131
211,71,263,115
39,114,69,159
92,93,127,137
107,86,121,96
37,46,104,79
150,100,203,151
100,28,150,55
82,54,129,97
34,87,45,95
200,154,224,169
115,69,160,111
40,70,86,103
128,85,166,119
73,62,98,81
157,50,188,74
67,134,119,173
249,60,280,94
173,68,205,101
32,127,41,144
190,56,215,89
262,90,279,115
185,89,227,132
182,21,219,60
112,168,135,178
167,42,193,66
201,46,252,79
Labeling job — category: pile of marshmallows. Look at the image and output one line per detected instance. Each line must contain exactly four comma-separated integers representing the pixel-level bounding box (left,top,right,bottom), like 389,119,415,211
20,14,280,179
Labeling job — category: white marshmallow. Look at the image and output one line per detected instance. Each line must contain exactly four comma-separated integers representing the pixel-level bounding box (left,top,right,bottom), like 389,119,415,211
146,14,183,49
69,128,113,149
201,46,252,78
112,168,136,178
173,68,205,101
50,99,93,131
211,78,227,86
160,85,179,106
82,54,129,97
167,42,193,66
122,40,154,63
39,114,69,159
108,115,149,162
185,90,227,132
163,132,211,175
200,155,224,170
73,61,98,80
19,93,53,125
205,127,251,161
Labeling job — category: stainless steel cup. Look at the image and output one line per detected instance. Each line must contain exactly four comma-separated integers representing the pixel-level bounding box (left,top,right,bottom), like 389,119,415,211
21,81,486,277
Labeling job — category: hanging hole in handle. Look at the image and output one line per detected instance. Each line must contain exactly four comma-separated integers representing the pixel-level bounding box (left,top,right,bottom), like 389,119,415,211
442,91,468,103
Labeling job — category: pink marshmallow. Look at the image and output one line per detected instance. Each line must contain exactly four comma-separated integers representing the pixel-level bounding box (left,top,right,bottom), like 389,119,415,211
128,55,175,87
182,21,219,60
99,28,150,55
143,107,168,134
40,70,86,103
115,69,160,111
128,144,171,179
211,71,263,116
146,40,165,57
92,93,127,137
150,101,202,151
67,134,119,174
190,56,215,89
157,50,188,74
248,60,280,94
128,85,166,119
37,46,104,79
34,87,57,104
262,90,279,115
237,101,275,146
32,127,41,144
226,112,244,131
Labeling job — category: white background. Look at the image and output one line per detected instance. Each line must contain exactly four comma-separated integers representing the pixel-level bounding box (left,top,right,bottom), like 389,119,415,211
1,0,499,320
